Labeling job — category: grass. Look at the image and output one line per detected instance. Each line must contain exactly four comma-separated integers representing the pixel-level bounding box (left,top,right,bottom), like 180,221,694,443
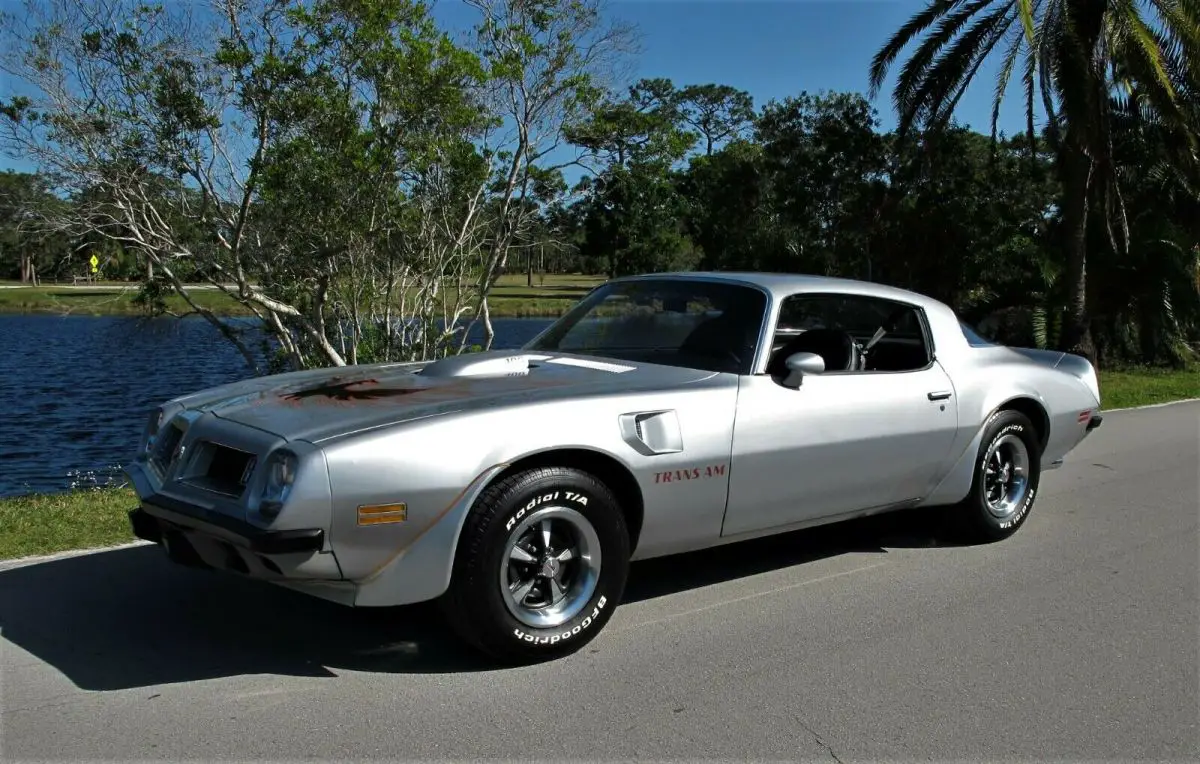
0,486,138,560
0,273,604,319
0,283,253,316
1097,367,1199,410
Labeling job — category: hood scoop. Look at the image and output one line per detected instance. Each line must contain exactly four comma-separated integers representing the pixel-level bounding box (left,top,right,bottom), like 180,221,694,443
417,352,547,379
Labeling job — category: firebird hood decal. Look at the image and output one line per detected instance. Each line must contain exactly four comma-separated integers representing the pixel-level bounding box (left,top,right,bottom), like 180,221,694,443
280,377,446,402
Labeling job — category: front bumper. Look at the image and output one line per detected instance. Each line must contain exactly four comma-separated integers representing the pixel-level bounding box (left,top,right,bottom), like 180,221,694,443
131,495,324,555
130,494,339,580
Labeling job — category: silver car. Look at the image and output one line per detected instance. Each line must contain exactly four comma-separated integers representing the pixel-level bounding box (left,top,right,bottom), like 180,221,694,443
125,272,1105,662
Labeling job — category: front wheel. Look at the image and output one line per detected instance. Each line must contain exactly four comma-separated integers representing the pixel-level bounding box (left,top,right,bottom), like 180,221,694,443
439,466,630,664
953,409,1042,542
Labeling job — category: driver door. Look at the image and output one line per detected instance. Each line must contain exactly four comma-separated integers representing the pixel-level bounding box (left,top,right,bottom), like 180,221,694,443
720,294,960,538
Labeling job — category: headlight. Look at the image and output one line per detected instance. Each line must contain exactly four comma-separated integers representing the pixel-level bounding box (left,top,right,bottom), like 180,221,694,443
260,449,298,518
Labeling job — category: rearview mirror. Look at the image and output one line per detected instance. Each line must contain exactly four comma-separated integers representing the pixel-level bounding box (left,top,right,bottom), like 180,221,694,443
782,352,824,388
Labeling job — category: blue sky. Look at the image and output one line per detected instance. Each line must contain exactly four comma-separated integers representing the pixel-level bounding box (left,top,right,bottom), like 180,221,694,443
2,0,1037,177
435,0,1037,186
596,0,1025,133
566,0,1034,136
424,0,1035,136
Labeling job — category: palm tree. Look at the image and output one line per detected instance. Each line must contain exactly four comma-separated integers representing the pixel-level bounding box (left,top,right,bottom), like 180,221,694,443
869,0,1199,359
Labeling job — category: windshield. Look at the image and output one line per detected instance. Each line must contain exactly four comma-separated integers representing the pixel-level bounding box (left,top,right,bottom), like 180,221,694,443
525,278,768,374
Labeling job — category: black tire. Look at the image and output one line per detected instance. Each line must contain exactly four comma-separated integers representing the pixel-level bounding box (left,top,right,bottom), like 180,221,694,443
439,466,630,664
953,409,1043,542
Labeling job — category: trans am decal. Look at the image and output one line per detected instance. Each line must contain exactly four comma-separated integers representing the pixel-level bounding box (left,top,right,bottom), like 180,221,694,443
653,463,728,484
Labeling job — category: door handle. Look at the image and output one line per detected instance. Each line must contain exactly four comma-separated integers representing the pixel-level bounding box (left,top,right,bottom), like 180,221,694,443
927,391,952,401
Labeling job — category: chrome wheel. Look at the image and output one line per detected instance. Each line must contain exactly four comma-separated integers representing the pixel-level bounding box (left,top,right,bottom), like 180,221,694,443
982,433,1030,519
499,506,602,629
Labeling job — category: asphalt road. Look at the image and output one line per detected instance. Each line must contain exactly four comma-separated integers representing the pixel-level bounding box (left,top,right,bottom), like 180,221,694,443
3,401,1198,761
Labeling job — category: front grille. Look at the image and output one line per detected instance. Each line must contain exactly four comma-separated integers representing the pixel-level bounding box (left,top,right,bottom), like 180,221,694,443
180,441,258,498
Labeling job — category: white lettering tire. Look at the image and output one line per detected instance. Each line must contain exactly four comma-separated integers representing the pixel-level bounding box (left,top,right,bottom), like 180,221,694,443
953,409,1042,542
438,466,630,664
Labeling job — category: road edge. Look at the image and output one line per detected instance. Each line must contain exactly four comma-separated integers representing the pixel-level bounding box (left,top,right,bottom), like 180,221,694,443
0,539,153,571
1103,396,1200,413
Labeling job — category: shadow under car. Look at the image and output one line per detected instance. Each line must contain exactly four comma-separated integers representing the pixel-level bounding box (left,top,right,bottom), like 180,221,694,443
0,506,962,690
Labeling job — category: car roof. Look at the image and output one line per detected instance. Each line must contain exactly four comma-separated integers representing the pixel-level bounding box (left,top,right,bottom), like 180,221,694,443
609,271,950,310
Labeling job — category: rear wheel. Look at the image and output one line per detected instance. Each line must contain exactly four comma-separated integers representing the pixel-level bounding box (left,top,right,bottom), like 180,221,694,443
439,466,630,664
953,409,1042,542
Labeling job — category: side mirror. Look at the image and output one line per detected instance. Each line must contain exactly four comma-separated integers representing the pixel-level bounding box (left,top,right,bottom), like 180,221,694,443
782,352,824,388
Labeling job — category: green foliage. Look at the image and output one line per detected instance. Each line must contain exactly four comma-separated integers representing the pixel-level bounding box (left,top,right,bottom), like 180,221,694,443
559,74,1197,367
0,0,628,370
867,0,1200,358
0,170,73,281
0,0,1196,372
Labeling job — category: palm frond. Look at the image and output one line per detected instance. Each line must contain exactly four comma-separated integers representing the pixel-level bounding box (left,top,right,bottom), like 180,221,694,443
1021,39,1037,153
869,0,970,98
1149,0,1200,56
926,8,1020,126
1037,0,1066,146
992,17,1030,145
900,4,1015,135
1108,3,1179,112
889,0,1001,137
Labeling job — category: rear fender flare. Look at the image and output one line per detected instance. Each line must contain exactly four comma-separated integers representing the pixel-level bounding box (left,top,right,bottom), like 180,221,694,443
923,388,1049,506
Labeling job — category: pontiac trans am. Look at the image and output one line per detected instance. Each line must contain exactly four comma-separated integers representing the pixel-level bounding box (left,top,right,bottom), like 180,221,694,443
125,272,1105,662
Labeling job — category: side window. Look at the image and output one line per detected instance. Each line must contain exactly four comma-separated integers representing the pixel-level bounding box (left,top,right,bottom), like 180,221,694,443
771,293,931,373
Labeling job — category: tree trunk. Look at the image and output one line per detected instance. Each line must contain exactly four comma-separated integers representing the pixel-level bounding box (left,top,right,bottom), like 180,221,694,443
481,298,495,350
1057,136,1095,361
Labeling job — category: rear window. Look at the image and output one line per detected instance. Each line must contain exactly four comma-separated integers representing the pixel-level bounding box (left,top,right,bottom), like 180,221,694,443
959,321,996,347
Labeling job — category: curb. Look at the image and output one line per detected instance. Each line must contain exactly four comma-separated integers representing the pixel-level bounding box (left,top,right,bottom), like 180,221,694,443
0,540,153,571
1102,396,1200,413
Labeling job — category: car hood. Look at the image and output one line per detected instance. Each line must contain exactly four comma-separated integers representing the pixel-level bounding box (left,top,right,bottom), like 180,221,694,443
174,351,718,444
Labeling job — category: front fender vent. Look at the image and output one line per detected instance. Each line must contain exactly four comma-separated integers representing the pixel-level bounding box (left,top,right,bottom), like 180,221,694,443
618,410,684,456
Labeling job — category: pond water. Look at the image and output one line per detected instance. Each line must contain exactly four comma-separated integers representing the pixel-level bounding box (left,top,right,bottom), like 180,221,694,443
0,314,554,497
